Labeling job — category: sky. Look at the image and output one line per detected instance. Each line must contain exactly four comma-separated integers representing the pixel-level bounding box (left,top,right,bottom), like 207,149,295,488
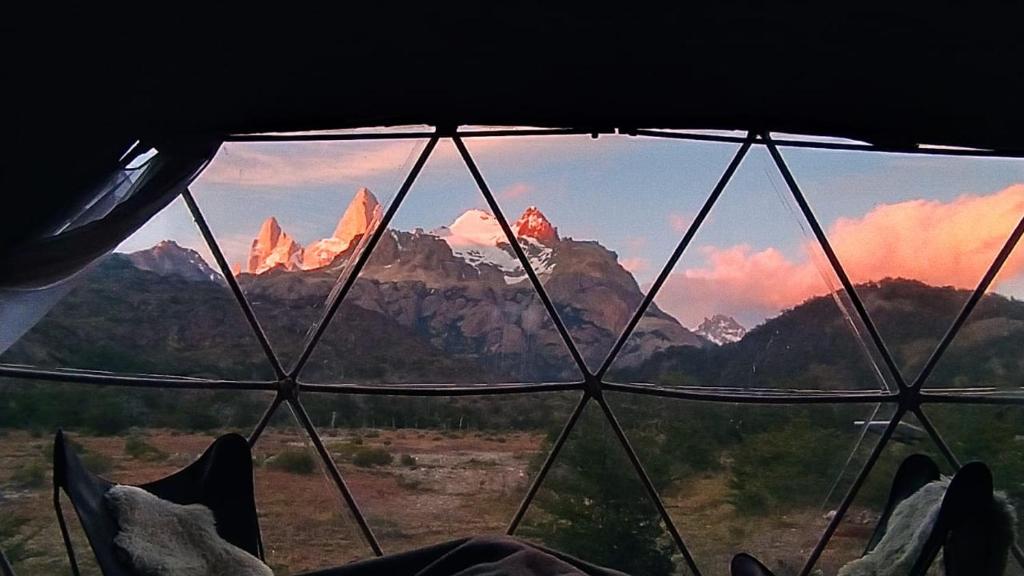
119,131,1024,330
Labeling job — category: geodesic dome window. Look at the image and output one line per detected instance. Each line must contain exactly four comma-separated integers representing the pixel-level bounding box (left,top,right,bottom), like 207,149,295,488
2,127,1023,576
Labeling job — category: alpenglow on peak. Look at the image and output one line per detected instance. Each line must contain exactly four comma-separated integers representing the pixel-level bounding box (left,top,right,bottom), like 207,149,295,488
243,188,383,274
512,206,558,245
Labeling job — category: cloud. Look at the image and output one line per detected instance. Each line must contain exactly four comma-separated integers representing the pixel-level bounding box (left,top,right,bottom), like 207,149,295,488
499,182,534,200
655,185,1024,328
656,245,829,327
624,236,649,252
620,257,651,274
199,136,596,189
828,184,1024,288
668,212,692,233
199,141,422,187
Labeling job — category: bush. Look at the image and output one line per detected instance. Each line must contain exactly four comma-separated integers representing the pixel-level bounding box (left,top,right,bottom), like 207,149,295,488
80,451,114,475
42,435,113,475
729,418,848,515
267,449,317,475
0,513,42,565
124,435,167,461
400,454,417,467
396,475,423,490
11,461,46,489
353,447,393,468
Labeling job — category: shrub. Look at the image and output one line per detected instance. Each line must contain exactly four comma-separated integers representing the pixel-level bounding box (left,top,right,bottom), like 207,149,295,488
728,418,848,515
11,461,46,489
353,447,393,468
396,475,422,490
267,449,317,475
42,435,112,474
124,435,167,461
0,513,42,564
80,451,114,475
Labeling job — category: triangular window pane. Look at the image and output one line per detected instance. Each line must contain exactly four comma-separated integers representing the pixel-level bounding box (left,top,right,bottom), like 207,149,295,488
783,146,1024,384
608,147,893,392
189,138,429,370
301,139,579,385
467,134,741,372
516,401,690,576
255,403,375,571
1,196,275,380
302,391,583,553
810,411,955,575
605,391,892,576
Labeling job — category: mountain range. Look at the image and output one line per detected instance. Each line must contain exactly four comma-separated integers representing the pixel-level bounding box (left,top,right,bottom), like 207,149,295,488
229,188,703,379
4,188,1022,391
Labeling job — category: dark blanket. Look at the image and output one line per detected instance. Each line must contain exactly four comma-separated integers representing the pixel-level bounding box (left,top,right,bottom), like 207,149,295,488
300,536,630,576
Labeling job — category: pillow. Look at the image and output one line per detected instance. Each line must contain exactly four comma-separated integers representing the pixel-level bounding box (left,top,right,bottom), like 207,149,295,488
105,485,273,576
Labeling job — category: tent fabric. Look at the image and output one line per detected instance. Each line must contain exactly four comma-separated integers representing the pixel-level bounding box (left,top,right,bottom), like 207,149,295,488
2,5,1023,262
298,536,629,576
0,140,218,354
0,141,218,290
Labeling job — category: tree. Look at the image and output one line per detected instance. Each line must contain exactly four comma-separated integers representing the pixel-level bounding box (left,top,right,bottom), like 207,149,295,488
522,407,677,576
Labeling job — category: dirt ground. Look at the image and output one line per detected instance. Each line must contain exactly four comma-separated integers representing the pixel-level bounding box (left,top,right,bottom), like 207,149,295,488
0,428,542,576
0,428,987,576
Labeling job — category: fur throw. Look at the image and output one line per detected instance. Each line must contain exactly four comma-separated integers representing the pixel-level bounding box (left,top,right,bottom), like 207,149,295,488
839,478,1017,576
105,485,273,576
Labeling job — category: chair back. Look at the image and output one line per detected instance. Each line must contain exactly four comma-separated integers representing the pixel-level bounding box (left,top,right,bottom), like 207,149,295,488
0,548,15,576
52,430,263,576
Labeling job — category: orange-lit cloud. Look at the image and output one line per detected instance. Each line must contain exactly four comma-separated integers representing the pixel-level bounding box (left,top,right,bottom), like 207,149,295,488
829,184,1024,287
620,257,651,274
668,212,692,233
199,137,594,188
499,182,534,200
655,245,831,326
200,141,423,187
656,185,1024,328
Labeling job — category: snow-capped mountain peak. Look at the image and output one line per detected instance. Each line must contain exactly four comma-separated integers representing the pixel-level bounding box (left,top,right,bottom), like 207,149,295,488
434,207,559,281
445,209,508,247
696,314,747,345
512,206,558,245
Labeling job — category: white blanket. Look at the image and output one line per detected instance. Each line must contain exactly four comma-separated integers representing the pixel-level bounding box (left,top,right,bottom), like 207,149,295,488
839,478,1017,576
106,485,273,576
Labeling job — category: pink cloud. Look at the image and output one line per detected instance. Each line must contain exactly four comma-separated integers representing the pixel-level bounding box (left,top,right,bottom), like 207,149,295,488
624,236,649,252
829,185,1024,288
620,257,651,274
199,141,424,187
197,135,604,190
669,212,695,233
499,182,534,200
656,245,829,326
656,185,1024,328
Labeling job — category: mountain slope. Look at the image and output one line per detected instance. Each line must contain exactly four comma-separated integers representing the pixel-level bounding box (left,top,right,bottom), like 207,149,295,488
126,240,223,284
614,278,1024,391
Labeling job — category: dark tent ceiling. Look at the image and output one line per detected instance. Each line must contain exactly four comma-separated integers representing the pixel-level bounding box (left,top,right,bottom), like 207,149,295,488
2,4,1023,249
